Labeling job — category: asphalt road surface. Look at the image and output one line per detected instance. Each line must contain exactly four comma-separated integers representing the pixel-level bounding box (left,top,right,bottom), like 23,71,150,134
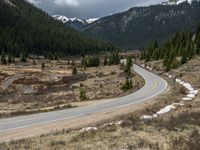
0,64,167,133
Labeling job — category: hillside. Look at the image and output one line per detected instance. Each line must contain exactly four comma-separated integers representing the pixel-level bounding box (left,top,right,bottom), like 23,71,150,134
83,0,200,50
141,25,200,71
0,0,115,57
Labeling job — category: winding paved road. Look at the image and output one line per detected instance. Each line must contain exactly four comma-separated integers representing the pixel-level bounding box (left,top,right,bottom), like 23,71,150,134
0,64,167,133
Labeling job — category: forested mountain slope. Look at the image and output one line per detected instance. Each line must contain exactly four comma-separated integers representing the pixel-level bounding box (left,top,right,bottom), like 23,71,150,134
0,0,115,57
141,25,200,71
83,0,200,50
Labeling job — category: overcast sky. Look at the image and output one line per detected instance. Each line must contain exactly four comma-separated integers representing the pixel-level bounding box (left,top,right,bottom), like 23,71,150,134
28,0,166,18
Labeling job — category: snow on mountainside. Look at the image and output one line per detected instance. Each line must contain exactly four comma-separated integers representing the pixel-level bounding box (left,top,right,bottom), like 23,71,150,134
162,0,200,5
52,15,99,25
3,0,15,6
86,18,99,24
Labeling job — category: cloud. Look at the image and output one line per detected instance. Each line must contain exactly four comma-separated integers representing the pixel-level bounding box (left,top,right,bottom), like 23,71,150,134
32,0,165,18
54,0,79,7
27,0,41,4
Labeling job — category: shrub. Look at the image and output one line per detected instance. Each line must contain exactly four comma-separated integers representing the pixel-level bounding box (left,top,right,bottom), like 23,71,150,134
177,86,187,95
72,66,78,75
121,78,133,92
80,88,87,101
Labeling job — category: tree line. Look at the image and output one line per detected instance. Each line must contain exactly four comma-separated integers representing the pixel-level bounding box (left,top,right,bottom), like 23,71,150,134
140,26,200,71
81,53,121,68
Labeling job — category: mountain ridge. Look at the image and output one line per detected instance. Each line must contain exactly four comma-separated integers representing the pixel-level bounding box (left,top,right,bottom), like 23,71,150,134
83,1,200,50
162,0,200,5
53,15,99,30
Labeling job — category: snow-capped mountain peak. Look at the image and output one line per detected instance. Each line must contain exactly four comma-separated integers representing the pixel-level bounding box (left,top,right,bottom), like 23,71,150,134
52,15,99,24
85,18,99,24
162,0,199,5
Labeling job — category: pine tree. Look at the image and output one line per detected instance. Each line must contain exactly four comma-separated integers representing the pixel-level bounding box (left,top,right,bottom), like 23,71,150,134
181,48,187,65
81,58,87,69
104,57,108,66
153,40,158,49
8,55,12,63
189,42,195,60
196,34,200,55
166,60,171,71
20,53,27,62
72,60,75,66
41,62,45,70
171,58,179,69
129,79,133,89
72,66,78,75
1,52,7,65
124,57,133,76
121,78,133,91
33,59,36,65
80,88,87,101
108,53,120,65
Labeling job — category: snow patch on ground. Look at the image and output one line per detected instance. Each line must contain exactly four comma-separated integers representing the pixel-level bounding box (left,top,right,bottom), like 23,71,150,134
187,94,195,98
156,104,176,115
80,127,98,132
141,103,184,120
139,64,198,120
79,120,124,133
141,115,155,120
182,97,193,101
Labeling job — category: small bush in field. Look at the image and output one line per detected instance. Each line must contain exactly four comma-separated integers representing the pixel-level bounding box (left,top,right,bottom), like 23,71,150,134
177,86,187,95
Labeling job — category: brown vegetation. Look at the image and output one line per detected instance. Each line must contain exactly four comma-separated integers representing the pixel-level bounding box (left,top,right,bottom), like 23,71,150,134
0,59,143,118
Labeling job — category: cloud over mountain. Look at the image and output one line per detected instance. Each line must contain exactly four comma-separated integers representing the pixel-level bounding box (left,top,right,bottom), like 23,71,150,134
54,0,79,7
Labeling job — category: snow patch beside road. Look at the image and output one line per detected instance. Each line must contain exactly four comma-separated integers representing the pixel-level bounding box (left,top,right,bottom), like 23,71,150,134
141,103,184,120
79,120,124,133
139,64,198,120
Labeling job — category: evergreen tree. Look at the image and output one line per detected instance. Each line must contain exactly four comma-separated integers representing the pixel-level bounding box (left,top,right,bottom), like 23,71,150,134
41,62,45,70
108,53,120,65
1,52,7,65
72,60,75,66
129,79,133,89
124,56,133,76
72,66,78,75
8,55,12,63
11,57,15,63
20,53,27,62
87,56,100,67
181,48,188,65
80,88,87,101
121,78,133,91
81,58,87,69
33,59,36,65
171,58,180,69
196,34,200,54
104,57,108,66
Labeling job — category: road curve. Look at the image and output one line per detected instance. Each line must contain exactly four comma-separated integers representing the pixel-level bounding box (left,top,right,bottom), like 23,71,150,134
0,64,167,132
